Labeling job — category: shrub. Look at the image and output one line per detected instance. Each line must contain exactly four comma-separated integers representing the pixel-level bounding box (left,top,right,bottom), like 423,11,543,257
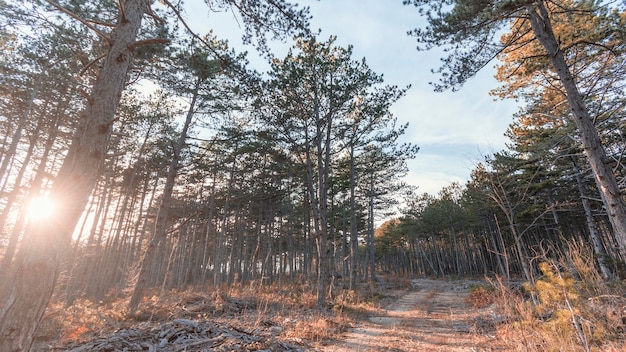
466,284,495,308
496,260,626,352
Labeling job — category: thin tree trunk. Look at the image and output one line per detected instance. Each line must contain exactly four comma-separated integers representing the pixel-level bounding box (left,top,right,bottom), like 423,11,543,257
132,176,159,262
367,181,376,282
431,233,445,277
572,156,614,279
315,94,331,308
0,74,42,187
214,151,240,286
511,222,532,282
201,176,217,283
418,239,436,276
449,221,461,277
488,216,509,281
348,144,359,289
0,92,64,273
129,83,198,314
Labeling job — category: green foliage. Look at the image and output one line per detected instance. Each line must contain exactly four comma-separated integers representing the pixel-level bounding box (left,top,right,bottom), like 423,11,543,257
402,0,527,90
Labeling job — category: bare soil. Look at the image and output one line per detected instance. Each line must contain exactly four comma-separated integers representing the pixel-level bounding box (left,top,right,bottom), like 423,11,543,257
321,279,508,352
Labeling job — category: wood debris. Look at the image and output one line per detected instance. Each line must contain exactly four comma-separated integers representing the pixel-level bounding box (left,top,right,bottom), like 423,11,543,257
47,318,306,351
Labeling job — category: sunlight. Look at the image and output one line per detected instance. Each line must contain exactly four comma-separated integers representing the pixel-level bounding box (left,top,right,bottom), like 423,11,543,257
26,196,55,222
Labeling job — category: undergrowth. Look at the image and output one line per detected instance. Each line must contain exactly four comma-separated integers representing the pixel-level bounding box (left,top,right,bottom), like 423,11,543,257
466,284,496,308
491,242,626,352
36,279,387,350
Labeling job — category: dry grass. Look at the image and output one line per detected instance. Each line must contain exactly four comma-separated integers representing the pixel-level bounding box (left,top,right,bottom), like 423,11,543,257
285,313,353,343
38,263,626,352
488,245,626,352
35,281,366,350
331,282,387,317
37,297,127,343
465,284,495,308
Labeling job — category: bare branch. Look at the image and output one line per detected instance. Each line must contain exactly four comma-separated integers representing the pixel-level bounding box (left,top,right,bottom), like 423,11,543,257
45,0,111,44
83,17,116,28
146,2,166,26
160,0,212,49
117,0,125,20
78,52,107,77
561,39,617,56
78,88,94,105
159,0,241,70
163,210,201,236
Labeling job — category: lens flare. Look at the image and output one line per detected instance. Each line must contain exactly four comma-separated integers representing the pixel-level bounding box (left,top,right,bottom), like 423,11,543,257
27,196,55,222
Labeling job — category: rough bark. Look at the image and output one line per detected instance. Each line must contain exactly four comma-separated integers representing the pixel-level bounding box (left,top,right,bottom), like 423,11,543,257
0,1,149,350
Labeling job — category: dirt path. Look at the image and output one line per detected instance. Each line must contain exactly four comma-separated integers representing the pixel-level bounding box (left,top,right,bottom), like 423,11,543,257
321,279,507,352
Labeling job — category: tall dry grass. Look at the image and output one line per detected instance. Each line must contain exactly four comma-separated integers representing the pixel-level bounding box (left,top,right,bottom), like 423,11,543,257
489,240,626,352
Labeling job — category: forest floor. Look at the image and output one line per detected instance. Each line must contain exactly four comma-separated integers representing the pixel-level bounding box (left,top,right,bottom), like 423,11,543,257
31,275,626,351
320,278,508,352
34,277,514,351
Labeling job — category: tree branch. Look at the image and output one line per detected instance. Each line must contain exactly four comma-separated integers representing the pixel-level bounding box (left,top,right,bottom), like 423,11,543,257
45,0,111,44
127,38,170,51
79,52,107,77
117,0,125,21
146,2,167,25
159,0,245,74
561,39,617,56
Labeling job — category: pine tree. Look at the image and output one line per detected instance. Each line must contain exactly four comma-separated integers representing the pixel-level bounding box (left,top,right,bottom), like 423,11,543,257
0,1,309,349
403,0,626,260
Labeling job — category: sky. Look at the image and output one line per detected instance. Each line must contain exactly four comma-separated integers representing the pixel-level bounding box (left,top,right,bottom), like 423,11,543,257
187,0,520,196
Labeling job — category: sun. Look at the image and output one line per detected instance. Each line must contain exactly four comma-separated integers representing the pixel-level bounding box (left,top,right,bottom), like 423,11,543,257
26,196,56,222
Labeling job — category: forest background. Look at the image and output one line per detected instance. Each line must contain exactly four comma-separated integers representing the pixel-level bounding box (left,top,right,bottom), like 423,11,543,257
0,0,625,351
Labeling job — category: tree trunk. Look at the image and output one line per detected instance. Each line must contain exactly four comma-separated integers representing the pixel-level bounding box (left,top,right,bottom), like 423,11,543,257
418,241,431,276
572,156,614,279
367,180,376,282
0,2,149,350
201,176,217,283
128,83,198,314
348,144,359,289
431,233,445,277
510,221,532,282
449,221,461,277
487,217,509,281
528,3,626,258
0,74,42,188
0,118,45,273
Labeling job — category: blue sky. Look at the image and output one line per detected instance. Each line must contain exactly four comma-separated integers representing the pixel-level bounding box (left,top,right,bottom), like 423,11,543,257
187,0,519,196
